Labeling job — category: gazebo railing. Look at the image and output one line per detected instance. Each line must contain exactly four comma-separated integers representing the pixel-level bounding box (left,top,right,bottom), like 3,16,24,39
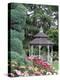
29,54,52,64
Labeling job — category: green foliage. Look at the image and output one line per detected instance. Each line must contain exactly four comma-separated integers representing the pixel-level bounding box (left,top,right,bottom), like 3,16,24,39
10,38,25,54
26,16,32,25
26,60,33,66
10,3,27,31
10,3,18,9
9,51,26,72
8,3,27,72
50,6,58,12
46,28,58,52
33,48,39,55
11,24,22,32
46,28,58,45
10,51,23,63
11,9,26,29
26,25,39,34
10,29,25,40
25,4,58,33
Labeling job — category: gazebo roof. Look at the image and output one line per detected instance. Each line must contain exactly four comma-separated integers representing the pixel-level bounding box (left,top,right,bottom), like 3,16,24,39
30,37,53,45
29,27,54,45
34,32,48,38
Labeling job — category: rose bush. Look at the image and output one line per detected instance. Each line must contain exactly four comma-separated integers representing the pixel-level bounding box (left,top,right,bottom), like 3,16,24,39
9,55,57,77
26,56,57,74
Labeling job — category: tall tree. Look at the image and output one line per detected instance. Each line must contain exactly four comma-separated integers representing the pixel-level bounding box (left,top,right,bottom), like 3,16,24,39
25,4,58,32
46,28,58,51
8,3,27,73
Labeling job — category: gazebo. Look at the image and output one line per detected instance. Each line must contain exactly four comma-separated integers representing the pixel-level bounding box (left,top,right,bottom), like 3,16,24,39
29,27,54,64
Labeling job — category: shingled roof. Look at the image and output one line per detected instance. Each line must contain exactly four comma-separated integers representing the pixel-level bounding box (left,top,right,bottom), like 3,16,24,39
30,37,53,45
34,32,48,38
29,31,53,45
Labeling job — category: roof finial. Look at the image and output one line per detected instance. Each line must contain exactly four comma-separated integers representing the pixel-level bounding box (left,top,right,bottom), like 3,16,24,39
39,26,43,33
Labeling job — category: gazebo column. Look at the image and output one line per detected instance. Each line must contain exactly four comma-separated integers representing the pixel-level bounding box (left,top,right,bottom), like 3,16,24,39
50,46,53,64
31,45,33,55
39,45,41,59
47,45,50,63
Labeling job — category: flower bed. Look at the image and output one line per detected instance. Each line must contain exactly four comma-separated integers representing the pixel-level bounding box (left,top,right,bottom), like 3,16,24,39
26,56,58,75
9,55,58,77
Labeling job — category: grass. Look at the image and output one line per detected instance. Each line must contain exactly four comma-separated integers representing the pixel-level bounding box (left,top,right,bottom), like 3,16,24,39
53,60,59,71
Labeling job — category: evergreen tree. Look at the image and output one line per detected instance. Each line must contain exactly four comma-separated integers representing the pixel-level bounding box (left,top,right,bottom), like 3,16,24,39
8,3,27,72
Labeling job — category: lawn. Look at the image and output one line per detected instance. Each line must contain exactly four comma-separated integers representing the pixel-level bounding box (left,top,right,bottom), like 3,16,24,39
53,60,59,71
